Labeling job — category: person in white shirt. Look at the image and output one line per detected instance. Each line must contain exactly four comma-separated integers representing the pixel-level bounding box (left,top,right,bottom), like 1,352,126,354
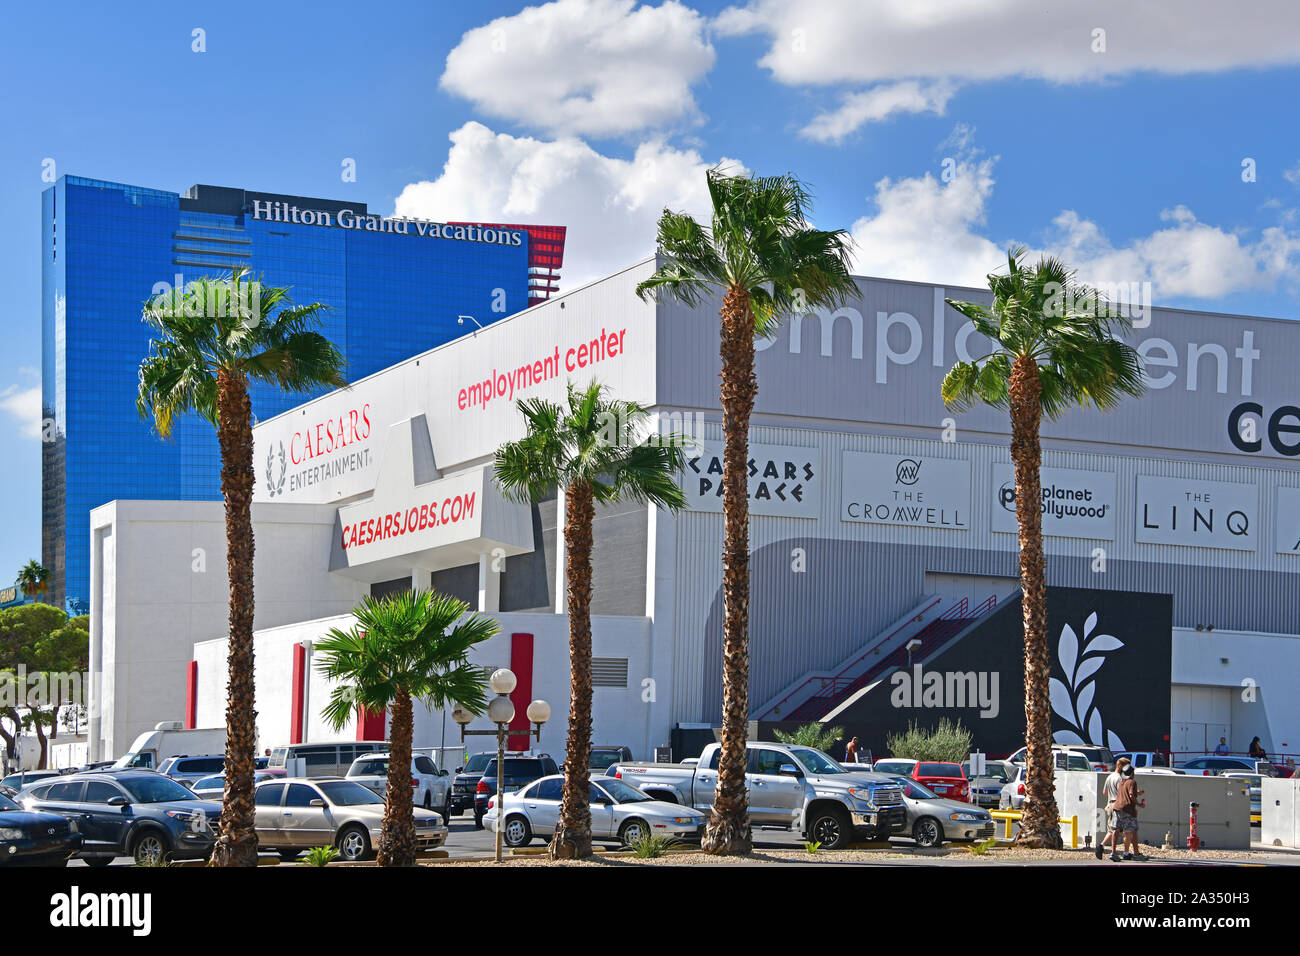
1096,757,1129,860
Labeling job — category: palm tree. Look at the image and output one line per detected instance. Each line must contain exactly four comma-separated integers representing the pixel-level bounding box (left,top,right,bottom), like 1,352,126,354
137,269,346,866
495,381,688,858
635,168,857,854
941,248,1145,848
314,590,496,866
17,561,49,602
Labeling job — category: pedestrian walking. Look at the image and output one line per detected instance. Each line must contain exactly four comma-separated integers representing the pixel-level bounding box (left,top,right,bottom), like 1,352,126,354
1112,764,1145,861
1096,757,1129,860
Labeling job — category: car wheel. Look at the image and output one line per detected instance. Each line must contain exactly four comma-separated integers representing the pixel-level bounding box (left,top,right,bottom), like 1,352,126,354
912,817,944,848
82,856,113,868
807,806,853,850
441,793,453,825
502,815,532,848
336,824,372,862
131,830,170,866
618,818,650,847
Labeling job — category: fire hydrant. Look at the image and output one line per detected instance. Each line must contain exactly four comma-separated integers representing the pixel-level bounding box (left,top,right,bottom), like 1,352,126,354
1187,801,1200,851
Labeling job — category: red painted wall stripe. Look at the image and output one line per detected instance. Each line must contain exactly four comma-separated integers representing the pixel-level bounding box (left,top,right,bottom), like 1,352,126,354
356,706,386,741
508,632,534,751
184,661,198,730
290,643,306,745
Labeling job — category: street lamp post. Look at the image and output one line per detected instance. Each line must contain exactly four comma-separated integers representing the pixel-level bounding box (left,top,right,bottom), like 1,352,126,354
452,668,551,863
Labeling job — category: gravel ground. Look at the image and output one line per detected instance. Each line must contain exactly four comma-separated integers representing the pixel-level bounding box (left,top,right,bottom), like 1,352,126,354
426,844,1285,866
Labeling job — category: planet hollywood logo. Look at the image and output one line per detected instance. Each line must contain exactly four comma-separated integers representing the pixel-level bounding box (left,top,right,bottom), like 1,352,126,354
998,480,1110,521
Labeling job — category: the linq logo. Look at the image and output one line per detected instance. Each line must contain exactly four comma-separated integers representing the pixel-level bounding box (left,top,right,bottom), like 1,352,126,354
895,458,922,485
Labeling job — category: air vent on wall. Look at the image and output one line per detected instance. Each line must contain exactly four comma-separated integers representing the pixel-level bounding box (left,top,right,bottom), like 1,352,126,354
592,658,629,688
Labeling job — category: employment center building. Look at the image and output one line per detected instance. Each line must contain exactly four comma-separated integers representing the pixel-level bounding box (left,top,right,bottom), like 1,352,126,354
41,175,565,614
86,258,1300,765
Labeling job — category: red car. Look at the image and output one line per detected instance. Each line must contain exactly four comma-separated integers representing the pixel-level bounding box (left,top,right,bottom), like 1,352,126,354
911,761,969,802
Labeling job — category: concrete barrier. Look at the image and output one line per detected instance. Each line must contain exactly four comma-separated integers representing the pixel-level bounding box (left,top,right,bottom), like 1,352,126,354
1261,777,1300,847
1053,770,1251,849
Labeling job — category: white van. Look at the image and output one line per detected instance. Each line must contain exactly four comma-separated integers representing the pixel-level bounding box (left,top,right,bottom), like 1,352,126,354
267,741,388,778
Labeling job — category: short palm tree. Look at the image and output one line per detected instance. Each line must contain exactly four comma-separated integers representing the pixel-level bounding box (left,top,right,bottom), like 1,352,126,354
314,590,496,866
17,560,49,602
635,168,857,854
137,268,346,866
495,381,688,859
942,248,1145,848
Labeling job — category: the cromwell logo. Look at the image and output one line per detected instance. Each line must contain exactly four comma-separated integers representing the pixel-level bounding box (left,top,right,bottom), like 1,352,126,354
265,442,286,497
895,459,922,484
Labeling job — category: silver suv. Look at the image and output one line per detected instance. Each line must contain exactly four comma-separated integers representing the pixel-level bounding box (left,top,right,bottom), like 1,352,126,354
158,755,227,786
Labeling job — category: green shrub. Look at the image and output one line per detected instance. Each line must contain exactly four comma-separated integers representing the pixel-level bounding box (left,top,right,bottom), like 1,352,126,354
803,841,821,854
629,832,679,859
772,722,845,752
300,845,340,867
884,718,974,763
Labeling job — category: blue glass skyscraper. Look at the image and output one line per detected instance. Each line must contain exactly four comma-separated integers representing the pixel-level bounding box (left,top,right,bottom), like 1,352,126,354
42,176,562,613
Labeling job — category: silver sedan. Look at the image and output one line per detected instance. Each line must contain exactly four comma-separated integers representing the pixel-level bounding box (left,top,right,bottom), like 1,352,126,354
886,775,995,847
485,774,706,847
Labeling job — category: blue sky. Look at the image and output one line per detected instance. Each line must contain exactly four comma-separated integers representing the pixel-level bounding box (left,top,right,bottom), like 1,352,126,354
2,0,1300,582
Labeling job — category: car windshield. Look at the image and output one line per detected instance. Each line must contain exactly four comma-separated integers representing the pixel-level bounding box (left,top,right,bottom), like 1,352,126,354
972,764,1011,782
120,775,197,803
891,775,937,799
350,759,389,776
874,761,913,773
484,759,542,777
194,776,224,789
0,793,20,811
789,748,843,775
598,778,652,803
463,753,493,773
589,751,624,769
318,781,383,806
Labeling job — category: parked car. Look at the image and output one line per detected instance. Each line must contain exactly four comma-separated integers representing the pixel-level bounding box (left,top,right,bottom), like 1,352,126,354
473,754,561,828
18,769,221,865
253,777,446,861
1221,772,1262,821
1113,750,1169,769
189,771,276,800
266,740,388,778
589,746,634,772
611,741,906,849
0,784,17,799
911,762,970,802
885,775,995,847
999,764,1030,810
1009,744,1114,772
1,770,61,791
0,789,83,866
158,754,227,786
485,774,706,848
962,759,1017,808
450,752,496,818
1179,755,1276,776
345,752,451,821
872,758,918,776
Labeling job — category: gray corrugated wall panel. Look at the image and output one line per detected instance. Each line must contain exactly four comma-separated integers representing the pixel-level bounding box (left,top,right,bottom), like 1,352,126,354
669,419,1300,724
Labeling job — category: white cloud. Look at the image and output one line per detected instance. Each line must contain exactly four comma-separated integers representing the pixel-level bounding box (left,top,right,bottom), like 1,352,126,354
800,80,955,143
440,0,715,138
847,144,1300,299
0,386,42,440
1284,161,1300,185
716,0,1300,87
393,122,747,287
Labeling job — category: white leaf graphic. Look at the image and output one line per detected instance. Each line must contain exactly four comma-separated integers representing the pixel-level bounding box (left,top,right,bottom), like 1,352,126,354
1083,634,1124,656
1050,678,1077,726
1058,624,1079,685
1077,681,1096,726
1054,729,1086,746
1108,729,1126,752
1089,708,1104,747
1084,612,1098,639
1075,656,1105,685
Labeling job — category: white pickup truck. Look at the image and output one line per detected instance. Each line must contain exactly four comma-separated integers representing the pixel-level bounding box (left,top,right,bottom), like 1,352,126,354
609,741,906,849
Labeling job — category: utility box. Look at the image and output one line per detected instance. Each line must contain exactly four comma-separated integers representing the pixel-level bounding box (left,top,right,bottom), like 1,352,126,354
1261,777,1300,848
1052,770,1251,849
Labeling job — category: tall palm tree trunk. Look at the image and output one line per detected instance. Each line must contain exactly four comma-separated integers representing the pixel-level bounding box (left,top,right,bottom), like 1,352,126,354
210,370,259,867
703,285,755,856
379,688,416,866
553,480,595,859
1009,356,1063,849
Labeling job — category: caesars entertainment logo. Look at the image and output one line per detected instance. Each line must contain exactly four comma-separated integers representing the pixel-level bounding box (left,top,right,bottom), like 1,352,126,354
265,403,375,497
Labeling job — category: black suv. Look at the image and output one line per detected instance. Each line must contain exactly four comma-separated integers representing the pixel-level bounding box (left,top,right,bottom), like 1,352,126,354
19,769,221,865
450,752,496,819
472,754,559,828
